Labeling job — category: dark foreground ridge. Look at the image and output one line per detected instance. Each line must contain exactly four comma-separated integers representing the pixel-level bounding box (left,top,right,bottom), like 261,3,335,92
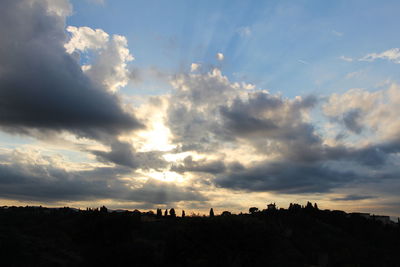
0,203,399,266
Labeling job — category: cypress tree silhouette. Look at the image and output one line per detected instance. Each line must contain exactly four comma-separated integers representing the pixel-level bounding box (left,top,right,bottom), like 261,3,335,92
209,208,214,217
182,210,185,218
164,209,168,217
156,208,162,218
305,201,313,210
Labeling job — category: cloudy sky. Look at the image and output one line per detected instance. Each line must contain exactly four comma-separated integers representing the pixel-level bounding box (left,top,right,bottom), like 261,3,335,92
1,0,400,217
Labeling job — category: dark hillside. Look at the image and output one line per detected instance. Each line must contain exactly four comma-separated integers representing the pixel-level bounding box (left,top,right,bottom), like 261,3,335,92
0,205,399,266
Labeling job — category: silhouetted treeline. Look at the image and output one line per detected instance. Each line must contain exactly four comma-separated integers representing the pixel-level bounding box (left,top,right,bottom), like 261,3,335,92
0,204,399,266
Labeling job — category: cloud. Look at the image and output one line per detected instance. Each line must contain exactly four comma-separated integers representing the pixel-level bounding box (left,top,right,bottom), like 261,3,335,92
167,69,319,157
332,30,343,37
65,26,109,53
65,26,134,92
190,63,201,72
324,85,400,141
214,161,360,194
165,67,400,197
216,52,224,61
341,109,364,134
339,56,354,62
92,141,168,170
86,0,105,5
237,26,252,37
0,149,205,204
167,69,237,151
39,0,72,17
171,156,226,174
218,93,320,160
360,48,400,64
332,194,377,201
0,0,141,141
298,59,309,65
345,70,363,79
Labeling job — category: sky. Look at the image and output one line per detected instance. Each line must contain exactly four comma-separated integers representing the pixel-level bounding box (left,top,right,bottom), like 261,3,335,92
1,0,400,217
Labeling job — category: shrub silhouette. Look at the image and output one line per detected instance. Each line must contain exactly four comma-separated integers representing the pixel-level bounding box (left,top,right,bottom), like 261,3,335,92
169,208,176,218
249,207,259,214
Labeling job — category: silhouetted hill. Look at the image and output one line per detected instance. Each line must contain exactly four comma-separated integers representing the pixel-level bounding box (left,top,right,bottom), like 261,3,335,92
0,205,398,266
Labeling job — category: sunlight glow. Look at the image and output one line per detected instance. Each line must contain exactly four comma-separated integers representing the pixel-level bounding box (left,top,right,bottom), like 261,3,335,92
137,120,176,152
139,170,185,183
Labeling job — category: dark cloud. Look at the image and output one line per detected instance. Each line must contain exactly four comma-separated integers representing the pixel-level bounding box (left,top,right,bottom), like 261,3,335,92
168,74,319,155
215,161,359,194
92,141,167,170
323,140,400,167
168,104,215,148
171,156,226,174
0,0,141,140
0,159,205,204
219,93,318,143
164,69,400,199
332,195,377,201
342,109,363,134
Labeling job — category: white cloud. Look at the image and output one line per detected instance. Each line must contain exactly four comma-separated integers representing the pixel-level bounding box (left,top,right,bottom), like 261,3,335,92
324,84,400,141
339,55,354,62
332,30,343,37
65,26,109,53
65,26,134,92
237,26,251,37
190,63,200,72
242,82,255,90
86,0,105,5
216,52,224,61
345,70,363,79
360,48,400,64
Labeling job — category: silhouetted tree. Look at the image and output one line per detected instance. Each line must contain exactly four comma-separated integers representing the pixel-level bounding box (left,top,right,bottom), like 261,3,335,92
288,203,301,212
249,207,259,214
146,210,154,216
267,203,276,210
182,210,185,218
164,209,168,217
221,211,231,216
170,208,176,218
314,203,319,210
99,206,108,213
132,209,141,216
156,208,162,218
209,208,214,217
305,201,313,210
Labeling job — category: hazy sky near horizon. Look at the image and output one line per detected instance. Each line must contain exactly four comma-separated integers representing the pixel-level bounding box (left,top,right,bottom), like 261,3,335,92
1,0,400,217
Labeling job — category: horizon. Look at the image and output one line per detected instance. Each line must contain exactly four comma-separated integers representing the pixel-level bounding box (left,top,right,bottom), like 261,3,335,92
0,0,400,218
